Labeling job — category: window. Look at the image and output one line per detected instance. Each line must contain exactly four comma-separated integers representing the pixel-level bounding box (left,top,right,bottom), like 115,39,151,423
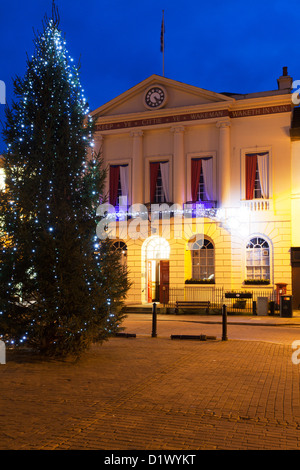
197,166,206,201
146,236,170,260
245,153,269,200
191,237,214,280
150,161,169,203
191,157,213,202
246,237,270,280
154,166,166,203
112,241,127,268
109,164,129,206
253,160,263,199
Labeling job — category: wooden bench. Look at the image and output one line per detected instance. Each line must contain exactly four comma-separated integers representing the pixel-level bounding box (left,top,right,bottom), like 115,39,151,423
175,301,210,314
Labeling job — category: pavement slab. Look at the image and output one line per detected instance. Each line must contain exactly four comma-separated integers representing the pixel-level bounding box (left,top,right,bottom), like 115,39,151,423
1,318,300,451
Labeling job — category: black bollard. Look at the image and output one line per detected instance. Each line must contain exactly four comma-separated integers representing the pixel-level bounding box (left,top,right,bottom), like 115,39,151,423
152,302,157,337
222,304,228,341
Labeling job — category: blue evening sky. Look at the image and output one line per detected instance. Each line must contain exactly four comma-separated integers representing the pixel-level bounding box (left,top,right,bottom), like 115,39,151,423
0,0,299,152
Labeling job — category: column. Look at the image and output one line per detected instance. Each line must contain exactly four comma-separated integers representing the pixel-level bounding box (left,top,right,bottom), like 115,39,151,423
94,134,106,200
171,126,185,207
216,120,231,208
131,130,143,206
96,133,104,154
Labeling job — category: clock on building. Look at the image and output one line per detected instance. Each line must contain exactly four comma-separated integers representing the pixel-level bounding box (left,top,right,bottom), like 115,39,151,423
144,85,167,109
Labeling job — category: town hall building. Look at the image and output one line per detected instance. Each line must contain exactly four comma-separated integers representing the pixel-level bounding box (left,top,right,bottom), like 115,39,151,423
91,67,300,311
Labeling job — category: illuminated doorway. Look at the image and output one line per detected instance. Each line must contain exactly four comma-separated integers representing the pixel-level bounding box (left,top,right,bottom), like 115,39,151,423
143,236,170,303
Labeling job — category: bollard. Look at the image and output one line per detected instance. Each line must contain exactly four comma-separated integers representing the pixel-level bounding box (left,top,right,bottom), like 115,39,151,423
0,340,6,364
152,302,157,337
222,304,228,341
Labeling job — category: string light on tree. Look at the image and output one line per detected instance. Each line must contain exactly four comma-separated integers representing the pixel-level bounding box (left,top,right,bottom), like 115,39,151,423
0,1,130,357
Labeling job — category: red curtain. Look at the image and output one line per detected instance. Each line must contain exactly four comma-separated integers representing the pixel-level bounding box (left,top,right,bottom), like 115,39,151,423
150,162,160,203
246,155,257,200
191,159,202,202
109,165,120,206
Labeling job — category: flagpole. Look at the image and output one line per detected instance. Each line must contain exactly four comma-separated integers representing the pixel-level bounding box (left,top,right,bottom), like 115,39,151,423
161,10,165,77
163,10,165,77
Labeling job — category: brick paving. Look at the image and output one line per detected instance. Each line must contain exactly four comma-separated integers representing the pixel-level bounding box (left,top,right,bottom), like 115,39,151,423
1,314,300,450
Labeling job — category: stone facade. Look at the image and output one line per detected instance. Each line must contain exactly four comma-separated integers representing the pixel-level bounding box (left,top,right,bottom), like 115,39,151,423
92,69,300,307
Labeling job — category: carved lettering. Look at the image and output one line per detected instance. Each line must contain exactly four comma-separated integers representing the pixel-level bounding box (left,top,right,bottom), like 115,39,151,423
230,104,290,118
95,104,291,132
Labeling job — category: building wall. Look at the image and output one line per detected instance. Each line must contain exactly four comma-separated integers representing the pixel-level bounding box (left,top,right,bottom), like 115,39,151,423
93,75,295,304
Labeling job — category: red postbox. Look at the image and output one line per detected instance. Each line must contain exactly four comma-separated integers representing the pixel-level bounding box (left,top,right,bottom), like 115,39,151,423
275,283,287,306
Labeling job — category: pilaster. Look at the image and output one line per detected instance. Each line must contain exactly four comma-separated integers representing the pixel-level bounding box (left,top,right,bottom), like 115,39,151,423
171,126,185,206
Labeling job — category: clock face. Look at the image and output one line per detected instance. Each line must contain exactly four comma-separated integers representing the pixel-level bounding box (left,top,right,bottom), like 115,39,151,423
144,86,167,109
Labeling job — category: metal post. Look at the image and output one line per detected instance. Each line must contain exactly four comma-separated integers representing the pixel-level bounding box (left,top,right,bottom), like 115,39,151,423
152,302,157,337
222,304,228,341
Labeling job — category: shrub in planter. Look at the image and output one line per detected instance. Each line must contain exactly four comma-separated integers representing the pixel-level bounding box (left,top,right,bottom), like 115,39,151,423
225,292,252,298
244,279,270,285
185,278,215,284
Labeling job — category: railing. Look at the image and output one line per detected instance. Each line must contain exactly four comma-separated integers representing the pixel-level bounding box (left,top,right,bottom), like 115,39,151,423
168,286,276,314
184,200,217,209
169,286,224,308
183,201,218,218
241,199,273,211
144,202,176,220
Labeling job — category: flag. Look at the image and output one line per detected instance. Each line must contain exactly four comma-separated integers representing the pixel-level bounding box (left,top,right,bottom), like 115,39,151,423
160,11,165,53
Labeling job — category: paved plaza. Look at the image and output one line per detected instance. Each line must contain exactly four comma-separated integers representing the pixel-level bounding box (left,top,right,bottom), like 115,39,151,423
1,313,300,451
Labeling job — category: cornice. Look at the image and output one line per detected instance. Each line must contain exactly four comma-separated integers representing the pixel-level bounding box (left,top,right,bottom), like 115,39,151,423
94,93,291,125
230,93,291,111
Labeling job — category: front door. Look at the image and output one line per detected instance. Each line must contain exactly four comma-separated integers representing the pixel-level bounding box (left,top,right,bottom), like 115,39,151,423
292,266,300,309
159,260,169,304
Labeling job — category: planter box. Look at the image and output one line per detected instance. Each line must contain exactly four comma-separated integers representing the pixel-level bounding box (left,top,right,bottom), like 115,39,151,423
185,280,215,285
244,280,270,285
225,292,252,299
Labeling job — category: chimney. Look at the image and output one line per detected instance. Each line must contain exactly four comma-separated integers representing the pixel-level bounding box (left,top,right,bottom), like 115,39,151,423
277,66,293,90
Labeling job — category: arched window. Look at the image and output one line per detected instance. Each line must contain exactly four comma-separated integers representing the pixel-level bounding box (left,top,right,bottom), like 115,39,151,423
246,237,270,280
112,241,127,268
191,237,214,280
146,236,170,260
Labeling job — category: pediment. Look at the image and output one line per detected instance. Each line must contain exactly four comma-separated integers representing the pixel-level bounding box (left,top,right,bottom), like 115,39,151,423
91,75,234,119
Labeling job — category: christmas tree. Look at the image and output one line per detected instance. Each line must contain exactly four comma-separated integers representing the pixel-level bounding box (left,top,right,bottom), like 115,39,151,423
0,3,130,357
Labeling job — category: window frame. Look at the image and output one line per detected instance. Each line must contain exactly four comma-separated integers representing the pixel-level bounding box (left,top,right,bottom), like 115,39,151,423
190,236,215,281
145,155,173,204
240,147,272,201
107,159,132,207
112,240,128,269
154,163,167,204
187,151,216,203
245,236,271,282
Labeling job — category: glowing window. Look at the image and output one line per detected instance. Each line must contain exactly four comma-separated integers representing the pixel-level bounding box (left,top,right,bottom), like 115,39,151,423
146,237,170,260
191,238,214,280
246,237,270,280
112,240,127,268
